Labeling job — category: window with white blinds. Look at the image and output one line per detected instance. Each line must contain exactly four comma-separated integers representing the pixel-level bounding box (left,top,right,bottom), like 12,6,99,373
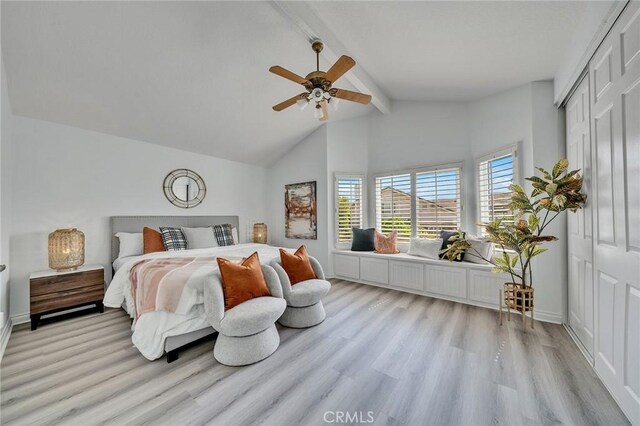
478,146,517,228
335,175,364,244
415,167,462,238
375,164,462,242
375,173,412,241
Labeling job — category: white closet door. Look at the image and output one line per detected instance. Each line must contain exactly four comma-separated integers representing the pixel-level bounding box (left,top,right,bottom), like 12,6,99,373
566,76,594,358
589,2,640,423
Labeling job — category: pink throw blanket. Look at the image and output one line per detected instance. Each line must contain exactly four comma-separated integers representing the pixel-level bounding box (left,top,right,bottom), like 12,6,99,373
130,256,218,319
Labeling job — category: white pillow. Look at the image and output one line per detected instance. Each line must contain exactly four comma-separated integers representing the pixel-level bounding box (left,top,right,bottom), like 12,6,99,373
465,237,494,264
181,227,218,249
232,227,239,244
408,238,442,260
116,232,143,259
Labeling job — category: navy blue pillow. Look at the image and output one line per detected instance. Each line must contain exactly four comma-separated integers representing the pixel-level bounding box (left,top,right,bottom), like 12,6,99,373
440,230,465,261
351,228,376,251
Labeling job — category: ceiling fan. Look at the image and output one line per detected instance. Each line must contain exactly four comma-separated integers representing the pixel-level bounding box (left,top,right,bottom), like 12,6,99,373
270,40,372,121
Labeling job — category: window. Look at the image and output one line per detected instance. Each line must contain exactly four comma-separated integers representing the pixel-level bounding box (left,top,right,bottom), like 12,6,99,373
335,174,364,245
478,146,517,228
375,173,412,241
415,166,461,238
375,164,462,242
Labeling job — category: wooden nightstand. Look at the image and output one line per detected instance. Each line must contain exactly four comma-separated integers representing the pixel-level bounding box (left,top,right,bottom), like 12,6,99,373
29,265,105,330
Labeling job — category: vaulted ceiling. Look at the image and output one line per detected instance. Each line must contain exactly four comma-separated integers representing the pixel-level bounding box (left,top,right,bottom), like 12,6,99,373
2,1,599,165
309,1,592,101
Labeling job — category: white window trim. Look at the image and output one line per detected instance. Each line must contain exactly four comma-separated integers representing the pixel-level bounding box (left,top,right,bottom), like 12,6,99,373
334,172,366,249
475,144,519,235
373,162,464,241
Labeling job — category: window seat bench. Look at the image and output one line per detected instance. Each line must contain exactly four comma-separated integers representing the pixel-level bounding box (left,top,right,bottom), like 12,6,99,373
332,249,522,320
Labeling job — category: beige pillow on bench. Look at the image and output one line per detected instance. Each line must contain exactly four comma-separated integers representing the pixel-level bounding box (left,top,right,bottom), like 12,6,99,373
465,237,494,264
408,238,442,260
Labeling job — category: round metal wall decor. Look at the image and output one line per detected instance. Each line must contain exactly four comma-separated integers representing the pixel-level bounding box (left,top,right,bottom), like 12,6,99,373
163,169,206,208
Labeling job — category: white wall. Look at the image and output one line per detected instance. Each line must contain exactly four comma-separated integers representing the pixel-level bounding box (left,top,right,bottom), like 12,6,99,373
467,83,534,234
326,116,370,276
554,1,623,103
367,101,473,229
266,126,329,270
9,116,268,323
1,59,13,334
530,81,568,322
467,81,568,322
367,101,470,174
265,117,370,277
327,116,370,178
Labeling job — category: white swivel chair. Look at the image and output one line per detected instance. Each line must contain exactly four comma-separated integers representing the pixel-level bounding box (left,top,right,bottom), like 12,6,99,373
204,264,286,366
271,256,331,328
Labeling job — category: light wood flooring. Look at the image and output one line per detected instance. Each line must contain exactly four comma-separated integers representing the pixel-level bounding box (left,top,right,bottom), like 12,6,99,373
0,279,629,425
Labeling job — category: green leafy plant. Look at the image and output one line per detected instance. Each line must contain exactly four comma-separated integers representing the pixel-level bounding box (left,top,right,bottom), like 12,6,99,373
380,217,412,238
442,159,587,288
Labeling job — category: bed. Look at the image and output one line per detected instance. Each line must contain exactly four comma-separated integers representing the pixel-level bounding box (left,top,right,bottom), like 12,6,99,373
105,216,285,363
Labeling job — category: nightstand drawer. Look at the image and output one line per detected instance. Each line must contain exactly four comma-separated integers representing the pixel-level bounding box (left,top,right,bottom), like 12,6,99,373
30,269,103,296
30,284,104,314
29,265,105,330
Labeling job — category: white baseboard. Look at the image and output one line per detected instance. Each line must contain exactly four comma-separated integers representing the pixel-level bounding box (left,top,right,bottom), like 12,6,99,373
563,323,594,365
563,324,633,424
0,317,13,361
529,309,564,324
335,275,564,325
11,313,30,325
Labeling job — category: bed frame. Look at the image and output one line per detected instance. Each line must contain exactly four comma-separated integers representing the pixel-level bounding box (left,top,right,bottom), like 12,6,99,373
110,215,240,363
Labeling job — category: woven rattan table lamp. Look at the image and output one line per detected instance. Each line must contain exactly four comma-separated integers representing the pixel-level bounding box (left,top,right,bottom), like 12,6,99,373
252,223,268,244
48,228,85,271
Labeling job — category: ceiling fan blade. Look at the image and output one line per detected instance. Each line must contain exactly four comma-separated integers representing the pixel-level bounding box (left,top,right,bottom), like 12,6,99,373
269,65,311,86
324,55,355,84
320,100,329,121
272,93,308,112
330,88,372,104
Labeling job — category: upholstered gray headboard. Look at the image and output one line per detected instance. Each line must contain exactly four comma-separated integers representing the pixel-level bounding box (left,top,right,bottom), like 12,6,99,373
110,215,239,262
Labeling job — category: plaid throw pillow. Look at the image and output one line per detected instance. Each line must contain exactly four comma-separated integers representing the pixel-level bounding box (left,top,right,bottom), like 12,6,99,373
159,227,187,251
213,224,235,247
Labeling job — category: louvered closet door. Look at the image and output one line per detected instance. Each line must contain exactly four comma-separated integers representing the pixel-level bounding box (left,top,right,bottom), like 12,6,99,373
589,2,640,423
566,76,594,358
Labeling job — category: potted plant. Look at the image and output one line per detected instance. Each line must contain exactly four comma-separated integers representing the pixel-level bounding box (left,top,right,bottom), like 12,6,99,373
442,159,587,329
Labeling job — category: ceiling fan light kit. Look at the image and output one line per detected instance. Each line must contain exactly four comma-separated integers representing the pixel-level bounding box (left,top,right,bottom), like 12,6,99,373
313,104,323,119
270,39,372,121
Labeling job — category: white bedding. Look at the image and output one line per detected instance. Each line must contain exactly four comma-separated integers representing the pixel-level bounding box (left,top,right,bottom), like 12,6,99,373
112,256,136,272
104,243,285,360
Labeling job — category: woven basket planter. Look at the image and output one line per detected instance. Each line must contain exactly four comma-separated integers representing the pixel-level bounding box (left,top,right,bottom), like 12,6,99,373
499,283,534,331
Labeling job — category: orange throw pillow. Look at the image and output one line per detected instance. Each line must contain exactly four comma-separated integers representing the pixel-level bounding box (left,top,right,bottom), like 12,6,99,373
374,230,400,254
217,252,271,311
279,246,317,285
143,227,166,254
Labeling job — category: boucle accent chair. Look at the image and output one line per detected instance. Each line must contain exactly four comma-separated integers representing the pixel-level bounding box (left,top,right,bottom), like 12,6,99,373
204,265,286,366
271,256,331,328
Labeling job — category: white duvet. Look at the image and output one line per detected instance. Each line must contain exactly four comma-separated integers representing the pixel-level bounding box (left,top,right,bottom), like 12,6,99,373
104,243,284,360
